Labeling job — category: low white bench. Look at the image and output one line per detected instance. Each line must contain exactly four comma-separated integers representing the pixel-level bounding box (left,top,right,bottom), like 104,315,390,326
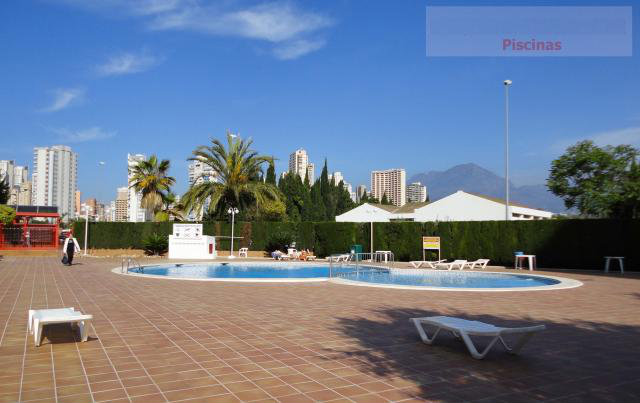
411,316,545,359
604,256,624,274
28,307,93,347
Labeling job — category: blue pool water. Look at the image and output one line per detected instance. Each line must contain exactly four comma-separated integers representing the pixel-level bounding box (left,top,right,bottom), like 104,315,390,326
129,263,562,288
338,270,560,288
136,263,352,279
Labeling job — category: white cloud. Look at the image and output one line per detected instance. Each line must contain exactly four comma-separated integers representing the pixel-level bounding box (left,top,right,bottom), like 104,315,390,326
54,0,183,16
150,3,332,42
272,38,325,60
552,127,640,153
41,88,84,112
52,126,116,143
56,1,333,60
97,51,162,76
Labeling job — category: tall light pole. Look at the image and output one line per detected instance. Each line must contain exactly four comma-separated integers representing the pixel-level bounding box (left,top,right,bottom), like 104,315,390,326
503,79,512,221
83,206,89,256
227,207,239,259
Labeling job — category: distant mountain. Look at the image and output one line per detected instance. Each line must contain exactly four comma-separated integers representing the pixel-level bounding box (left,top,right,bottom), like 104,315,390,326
408,163,566,213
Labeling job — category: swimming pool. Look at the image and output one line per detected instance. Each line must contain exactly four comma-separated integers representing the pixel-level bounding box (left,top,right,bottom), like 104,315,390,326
128,263,351,280
116,262,582,291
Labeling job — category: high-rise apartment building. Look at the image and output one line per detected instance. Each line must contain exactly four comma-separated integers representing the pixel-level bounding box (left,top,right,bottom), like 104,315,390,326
32,145,77,219
86,198,98,216
306,163,315,184
187,160,218,221
330,171,344,185
9,181,32,206
289,149,313,182
75,191,81,216
188,160,218,186
370,168,406,207
0,160,15,188
356,185,367,203
13,166,28,187
406,182,428,203
114,187,128,222
127,153,150,222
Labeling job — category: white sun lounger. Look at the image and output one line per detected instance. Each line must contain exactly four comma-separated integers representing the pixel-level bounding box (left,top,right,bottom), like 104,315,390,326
464,259,490,270
328,254,350,262
28,307,93,347
410,316,545,359
434,260,467,270
409,260,446,268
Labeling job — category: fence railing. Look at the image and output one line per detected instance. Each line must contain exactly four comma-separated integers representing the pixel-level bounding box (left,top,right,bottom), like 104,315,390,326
0,225,59,249
327,251,395,277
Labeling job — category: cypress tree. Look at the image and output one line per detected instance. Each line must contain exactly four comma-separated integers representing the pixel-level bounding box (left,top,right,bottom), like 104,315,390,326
265,160,276,185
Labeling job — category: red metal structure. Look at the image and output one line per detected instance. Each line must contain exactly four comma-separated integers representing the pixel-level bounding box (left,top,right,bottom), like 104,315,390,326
0,206,60,250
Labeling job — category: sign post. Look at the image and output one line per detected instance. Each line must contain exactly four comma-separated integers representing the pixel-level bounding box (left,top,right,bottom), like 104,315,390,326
422,236,441,261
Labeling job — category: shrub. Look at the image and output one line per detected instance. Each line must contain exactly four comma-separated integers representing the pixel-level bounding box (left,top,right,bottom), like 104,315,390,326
142,233,168,256
0,205,16,225
73,219,640,270
264,230,296,253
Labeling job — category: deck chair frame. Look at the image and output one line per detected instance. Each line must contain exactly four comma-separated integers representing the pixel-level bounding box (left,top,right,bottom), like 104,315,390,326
410,316,545,359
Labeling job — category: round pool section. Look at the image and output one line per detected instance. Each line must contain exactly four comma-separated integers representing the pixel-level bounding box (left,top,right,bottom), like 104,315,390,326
332,269,582,291
126,262,351,281
115,262,582,291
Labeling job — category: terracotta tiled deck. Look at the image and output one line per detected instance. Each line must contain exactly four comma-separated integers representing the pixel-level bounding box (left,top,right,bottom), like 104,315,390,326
0,256,639,403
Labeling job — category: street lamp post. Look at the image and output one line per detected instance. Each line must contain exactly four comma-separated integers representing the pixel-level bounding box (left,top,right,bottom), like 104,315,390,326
83,206,89,256
227,207,239,259
503,79,512,221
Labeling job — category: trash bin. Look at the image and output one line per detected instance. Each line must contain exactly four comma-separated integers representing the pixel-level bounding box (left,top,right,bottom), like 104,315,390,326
350,244,363,257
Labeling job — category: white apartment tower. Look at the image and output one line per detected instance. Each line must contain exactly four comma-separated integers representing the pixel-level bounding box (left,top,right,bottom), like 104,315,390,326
0,160,15,188
289,149,311,182
187,160,218,221
32,146,77,219
13,166,28,187
406,182,428,203
306,163,315,184
188,160,218,186
371,168,406,207
330,171,344,185
127,153,151,222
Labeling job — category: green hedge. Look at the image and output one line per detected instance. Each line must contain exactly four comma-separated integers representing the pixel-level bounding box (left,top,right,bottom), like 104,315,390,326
73,219,640,270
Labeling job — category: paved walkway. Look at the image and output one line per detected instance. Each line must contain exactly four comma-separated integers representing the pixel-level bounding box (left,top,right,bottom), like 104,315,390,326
0,256,638,403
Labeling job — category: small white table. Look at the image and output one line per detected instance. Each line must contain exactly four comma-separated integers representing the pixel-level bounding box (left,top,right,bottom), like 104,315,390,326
514,255,536,271
604,256,624,274
375,251,393,263
28,307,93,347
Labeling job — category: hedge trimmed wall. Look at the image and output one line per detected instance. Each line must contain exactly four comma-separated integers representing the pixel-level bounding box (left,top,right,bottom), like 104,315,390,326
73,219,640,270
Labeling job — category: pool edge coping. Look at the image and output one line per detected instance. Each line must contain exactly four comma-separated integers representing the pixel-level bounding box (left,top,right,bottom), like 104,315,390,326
111,263,583,291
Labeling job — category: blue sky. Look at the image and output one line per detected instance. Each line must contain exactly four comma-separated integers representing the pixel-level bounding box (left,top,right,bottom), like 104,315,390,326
1,0,639,202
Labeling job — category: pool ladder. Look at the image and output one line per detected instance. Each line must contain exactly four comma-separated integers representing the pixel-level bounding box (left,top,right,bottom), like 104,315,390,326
121,258,143,273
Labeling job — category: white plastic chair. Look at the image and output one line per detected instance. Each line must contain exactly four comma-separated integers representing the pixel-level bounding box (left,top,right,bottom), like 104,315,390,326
238,247,248,258
28,307,93,347
410,316,545,359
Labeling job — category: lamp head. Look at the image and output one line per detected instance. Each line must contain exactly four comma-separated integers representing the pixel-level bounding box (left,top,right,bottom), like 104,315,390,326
504,80,512,86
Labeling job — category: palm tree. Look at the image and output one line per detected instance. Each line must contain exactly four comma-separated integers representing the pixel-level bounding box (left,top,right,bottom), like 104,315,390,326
128,155,176,217
182,133,280,219
157,192,186,222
